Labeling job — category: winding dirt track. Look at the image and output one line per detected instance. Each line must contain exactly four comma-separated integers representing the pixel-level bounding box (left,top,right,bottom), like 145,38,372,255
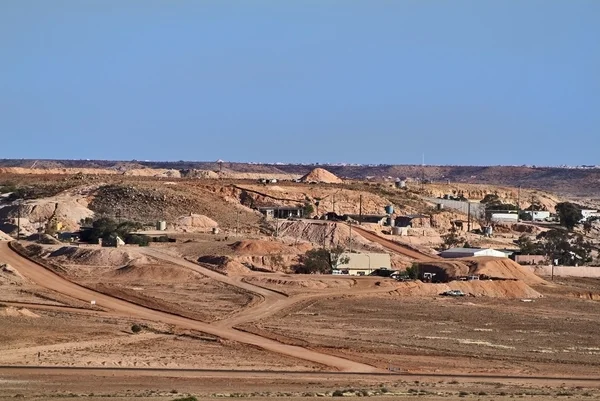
0,241,378,373
351,225,438,261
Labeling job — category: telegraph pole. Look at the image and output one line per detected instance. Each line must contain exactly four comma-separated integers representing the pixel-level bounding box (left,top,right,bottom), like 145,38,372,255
275,207,279,237
359,195,363,225
517,185,521,221
467,202,471,232
348,220,353,253
17,201,21,242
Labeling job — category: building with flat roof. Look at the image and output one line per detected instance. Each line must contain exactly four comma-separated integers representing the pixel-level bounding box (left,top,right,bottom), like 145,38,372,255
333,252,391,276
257,206,303,219
439,247,508,259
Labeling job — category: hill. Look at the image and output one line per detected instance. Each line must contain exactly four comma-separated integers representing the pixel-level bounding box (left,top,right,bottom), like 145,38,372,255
1,159,600,196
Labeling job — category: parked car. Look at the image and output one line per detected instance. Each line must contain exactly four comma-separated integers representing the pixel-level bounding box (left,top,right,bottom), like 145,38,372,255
440,289,466,297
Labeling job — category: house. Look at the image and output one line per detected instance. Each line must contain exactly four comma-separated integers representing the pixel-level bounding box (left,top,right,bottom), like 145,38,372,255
57,231,81,242
581,209,600,222
333,252,391,276
395,214,429,228
439,247,508,259
490,212,519,223
343,214,388,225
257,206,303,219
522,210,551,221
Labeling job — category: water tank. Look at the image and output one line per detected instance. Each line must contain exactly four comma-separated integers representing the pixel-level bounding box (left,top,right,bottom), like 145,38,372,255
437,203,444,210
156,221,167,231
212,227,220,234
387,216,395,226
484,226,493,236
385,205,394,214
392,226,402,235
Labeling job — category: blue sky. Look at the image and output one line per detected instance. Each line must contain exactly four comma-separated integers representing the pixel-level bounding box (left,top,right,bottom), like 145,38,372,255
1,1,598,165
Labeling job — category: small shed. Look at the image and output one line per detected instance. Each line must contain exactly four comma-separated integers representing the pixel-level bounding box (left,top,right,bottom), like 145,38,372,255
439,247,508,259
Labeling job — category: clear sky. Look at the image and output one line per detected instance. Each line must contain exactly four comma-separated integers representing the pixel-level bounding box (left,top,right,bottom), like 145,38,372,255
1,1,598,166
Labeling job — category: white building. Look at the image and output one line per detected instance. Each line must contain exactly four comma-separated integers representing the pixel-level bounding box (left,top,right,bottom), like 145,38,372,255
490,213,519,223
333,252,391,276
581,209,600,222
439,247,508,259
522,210,551,221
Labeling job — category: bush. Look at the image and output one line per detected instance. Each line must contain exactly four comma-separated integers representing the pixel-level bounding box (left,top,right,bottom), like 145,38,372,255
294,246,349,274
172,397,197,401
125,234,151,246
332,390,344,397
131,324,142,334
405,263,420,279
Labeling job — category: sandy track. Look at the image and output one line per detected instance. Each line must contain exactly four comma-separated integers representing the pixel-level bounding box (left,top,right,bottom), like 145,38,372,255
0,241,378,372
352,225,437,260
0,366,598,384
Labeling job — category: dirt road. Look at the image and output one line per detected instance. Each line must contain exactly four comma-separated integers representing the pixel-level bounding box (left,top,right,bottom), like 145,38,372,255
352,225,437,261
0,241,378,373
138,247,394,329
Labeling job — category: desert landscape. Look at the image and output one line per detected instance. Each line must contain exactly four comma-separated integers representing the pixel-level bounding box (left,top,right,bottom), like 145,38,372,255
0,163,599,400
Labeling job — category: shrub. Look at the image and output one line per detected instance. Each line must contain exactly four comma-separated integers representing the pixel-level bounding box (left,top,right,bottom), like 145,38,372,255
131,324,142,333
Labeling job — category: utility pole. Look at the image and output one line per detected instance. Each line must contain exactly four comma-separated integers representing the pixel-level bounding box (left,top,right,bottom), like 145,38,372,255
421,153,425,191
17,200,22,242
348,220,353,253
467,202,471,233
517,185,521,221
359,195,363,225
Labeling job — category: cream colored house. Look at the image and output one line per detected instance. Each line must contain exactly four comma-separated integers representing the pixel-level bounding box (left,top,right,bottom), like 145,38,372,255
333,252,391,276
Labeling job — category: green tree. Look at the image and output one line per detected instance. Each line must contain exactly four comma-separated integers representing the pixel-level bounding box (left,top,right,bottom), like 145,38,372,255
534,229,593,265
555,202,583,230
405,263,420,279
516,234,538,255
441,228,465,250
302,202,315,218
295,246,349,274
480,193,517,211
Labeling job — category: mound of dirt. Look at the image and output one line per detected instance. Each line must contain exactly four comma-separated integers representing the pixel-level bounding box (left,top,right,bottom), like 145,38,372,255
244,275,355,290
391,280,542,298
300,168,343,184
417,257,546,285
47,246,152,267
0,230,12,241
123,168,182,178
0,306,40,318
231,240,293,255
277,221,383,252
106,262,203,282
173,214,219,232
197,255,251,275
182,169,219,179
0,198,94,233
26,233,61,245
0,263,25,285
